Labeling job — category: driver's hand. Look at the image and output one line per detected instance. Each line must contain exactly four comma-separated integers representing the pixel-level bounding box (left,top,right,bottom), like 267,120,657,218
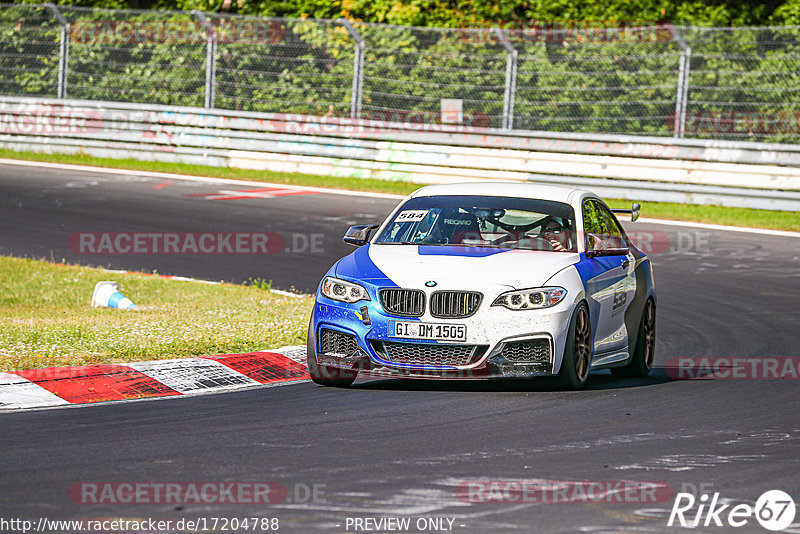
550,239,566,251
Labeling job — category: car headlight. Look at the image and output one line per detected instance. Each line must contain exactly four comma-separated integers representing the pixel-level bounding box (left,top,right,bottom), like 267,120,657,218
321,277,371,304
492,287,567,310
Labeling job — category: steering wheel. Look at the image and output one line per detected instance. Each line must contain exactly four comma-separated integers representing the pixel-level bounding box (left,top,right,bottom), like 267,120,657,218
485,215,550,234
526,234,556,250
491,233,555,250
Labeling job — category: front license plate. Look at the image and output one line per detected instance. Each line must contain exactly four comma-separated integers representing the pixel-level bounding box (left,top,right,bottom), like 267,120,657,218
390,321,467,342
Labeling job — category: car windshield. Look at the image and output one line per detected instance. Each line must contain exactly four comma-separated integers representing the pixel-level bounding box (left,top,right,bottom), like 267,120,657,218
374,195,577,252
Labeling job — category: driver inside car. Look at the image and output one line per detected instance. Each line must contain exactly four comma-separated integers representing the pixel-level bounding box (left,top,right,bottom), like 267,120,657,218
539,218,571,251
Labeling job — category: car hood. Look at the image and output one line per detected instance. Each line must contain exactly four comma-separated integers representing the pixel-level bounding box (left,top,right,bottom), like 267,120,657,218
335,244,580,291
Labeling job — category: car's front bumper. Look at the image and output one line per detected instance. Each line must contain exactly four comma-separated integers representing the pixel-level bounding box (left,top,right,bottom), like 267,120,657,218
310,295,574,380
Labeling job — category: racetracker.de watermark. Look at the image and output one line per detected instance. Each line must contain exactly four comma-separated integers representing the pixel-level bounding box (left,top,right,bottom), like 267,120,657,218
69,482,326,505
0,516,281,534
69,20,286,44
0,108,492,136
670,110,800,136
0,108,103,135
627,230,711,254
455,20,674,44
272,110,492,134
67,232,324,255
456,480,673,503
667,357,800,380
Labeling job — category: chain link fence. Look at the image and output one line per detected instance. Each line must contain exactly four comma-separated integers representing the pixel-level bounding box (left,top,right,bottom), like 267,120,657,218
0,4,61,97
2,4,800,142
355,22,508,128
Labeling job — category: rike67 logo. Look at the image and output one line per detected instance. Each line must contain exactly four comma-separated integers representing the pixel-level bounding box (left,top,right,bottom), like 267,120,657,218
668,490,796,531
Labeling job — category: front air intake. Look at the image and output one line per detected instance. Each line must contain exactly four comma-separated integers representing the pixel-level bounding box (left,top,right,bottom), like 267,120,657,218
379,288,425,317
499,339,551,364
372,341,487,367
430,291,482,318
319,329,358,356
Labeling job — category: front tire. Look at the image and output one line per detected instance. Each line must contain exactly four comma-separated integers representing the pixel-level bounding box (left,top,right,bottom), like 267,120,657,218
611,298,655,379
306,319,358,388
557,302,592,389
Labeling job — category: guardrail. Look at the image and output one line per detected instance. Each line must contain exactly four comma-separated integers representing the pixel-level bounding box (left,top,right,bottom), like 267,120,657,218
1,96,800,211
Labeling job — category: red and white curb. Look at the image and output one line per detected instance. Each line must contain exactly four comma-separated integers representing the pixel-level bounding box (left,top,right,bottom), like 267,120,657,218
0,346,308,412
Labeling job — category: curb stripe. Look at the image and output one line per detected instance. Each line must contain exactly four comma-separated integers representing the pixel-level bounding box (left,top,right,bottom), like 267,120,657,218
0,374,69,410
15,365,180,404
1,348,310,412
204,351,309,383
127,358,260,394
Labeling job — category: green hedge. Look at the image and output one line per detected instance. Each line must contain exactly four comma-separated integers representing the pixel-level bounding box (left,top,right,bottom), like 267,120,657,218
2,3,800,142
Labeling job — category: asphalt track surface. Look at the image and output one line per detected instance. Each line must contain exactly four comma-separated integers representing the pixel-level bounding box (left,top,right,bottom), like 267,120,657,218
1,161,799,533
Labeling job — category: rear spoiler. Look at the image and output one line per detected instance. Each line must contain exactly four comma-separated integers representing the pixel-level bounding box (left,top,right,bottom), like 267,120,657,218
611,202,641,222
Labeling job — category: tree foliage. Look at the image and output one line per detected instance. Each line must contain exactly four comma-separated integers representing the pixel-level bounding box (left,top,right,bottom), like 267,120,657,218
9,0,795,26
2,1,800,142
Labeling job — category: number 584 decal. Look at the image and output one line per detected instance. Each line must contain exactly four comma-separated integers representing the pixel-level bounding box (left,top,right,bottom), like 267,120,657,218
612,290,627,313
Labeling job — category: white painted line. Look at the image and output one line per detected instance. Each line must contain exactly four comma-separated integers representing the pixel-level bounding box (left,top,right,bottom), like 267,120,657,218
99,268,309,295
127,358,258,394
2,157,796,237
0,374,69,410
0,158,406,200
269,288,305,298
165,276,220,284
99,268,223,285
638,217,800,238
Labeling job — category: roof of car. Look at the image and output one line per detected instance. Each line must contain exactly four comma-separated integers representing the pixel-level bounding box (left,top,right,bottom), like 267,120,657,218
410,182,591,204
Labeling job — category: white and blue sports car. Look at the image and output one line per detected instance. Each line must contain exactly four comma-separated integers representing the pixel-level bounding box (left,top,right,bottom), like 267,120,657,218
307,183,656,389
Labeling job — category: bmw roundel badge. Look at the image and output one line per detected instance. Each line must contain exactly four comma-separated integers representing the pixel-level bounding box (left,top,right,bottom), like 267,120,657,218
425,281,437,287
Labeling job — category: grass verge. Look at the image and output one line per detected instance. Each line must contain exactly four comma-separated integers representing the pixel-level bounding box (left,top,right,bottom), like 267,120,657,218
0,256,313,371
1,148,798,232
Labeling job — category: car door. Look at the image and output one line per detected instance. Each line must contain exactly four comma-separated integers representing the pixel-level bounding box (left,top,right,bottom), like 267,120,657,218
581,199,637,356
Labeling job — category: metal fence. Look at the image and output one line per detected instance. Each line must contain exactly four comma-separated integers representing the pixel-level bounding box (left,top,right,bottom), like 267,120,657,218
2,4,800,143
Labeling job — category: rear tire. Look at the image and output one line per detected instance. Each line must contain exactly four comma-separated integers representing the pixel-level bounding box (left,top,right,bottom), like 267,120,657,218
306,319,358,388
557,303,592,390
611,298,656,379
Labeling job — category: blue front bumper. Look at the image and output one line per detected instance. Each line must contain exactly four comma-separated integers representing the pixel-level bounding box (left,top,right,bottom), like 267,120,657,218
310,298,556,380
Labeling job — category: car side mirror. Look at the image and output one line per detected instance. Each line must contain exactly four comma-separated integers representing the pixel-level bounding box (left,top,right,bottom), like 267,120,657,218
586,233,629,258
631,202,641,222
343,224,379,247
611,203,641,222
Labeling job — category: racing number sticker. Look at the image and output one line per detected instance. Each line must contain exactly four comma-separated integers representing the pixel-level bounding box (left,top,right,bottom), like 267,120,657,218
612,291,627,314
395,210,429,223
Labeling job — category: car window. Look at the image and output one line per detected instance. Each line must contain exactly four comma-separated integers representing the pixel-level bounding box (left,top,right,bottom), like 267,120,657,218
375,195,577,252
583,199,629,251
582,200,602,249
595,201,628,241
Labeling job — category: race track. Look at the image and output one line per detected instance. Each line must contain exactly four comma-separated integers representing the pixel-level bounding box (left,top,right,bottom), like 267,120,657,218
1,161,799,533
